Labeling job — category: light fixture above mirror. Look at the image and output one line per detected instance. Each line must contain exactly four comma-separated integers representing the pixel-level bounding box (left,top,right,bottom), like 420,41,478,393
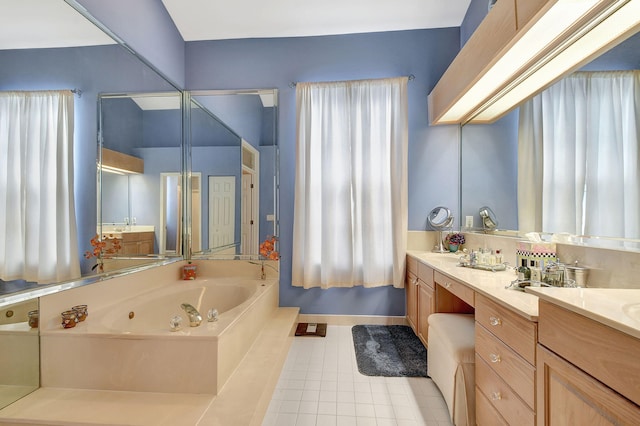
101,148,144,175
429,0,640,125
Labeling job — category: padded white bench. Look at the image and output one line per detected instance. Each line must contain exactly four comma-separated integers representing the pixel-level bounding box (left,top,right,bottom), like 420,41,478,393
427,313,475,426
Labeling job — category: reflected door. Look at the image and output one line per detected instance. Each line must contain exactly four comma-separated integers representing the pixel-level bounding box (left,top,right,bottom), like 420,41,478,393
209,176,235,249
160,173,201,255
161,174,181,254
241,141,260,255
241,171,255,255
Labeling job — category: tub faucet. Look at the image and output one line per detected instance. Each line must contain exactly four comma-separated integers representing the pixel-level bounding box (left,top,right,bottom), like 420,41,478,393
180,303,202,327
249,260,279,280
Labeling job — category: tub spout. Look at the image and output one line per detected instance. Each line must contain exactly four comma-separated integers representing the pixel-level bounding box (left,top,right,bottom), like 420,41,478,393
180,303,202,327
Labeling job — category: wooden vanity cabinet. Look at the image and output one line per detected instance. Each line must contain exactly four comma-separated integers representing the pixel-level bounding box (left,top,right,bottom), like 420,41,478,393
405,257,435,347
537,300,640,425
416,262,435,347
475,293,537,426
406,256,419,332
122,232,154,255
103,232,155,256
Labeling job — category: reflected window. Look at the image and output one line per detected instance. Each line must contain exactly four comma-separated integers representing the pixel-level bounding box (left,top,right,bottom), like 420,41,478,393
518,71,640,238
0,90,80,284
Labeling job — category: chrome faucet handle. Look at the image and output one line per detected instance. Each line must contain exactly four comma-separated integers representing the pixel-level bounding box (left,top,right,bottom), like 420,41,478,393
207,308,219,322
169,315,182,332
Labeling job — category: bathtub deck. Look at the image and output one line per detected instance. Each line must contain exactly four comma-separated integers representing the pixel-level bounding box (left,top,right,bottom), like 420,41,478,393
0,307,299,426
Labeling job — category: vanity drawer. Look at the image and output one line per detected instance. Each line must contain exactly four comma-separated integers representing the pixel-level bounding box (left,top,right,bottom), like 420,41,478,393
434,271,474,306
418,261,434,288
476,385,509,426
476,355,535,426
476,294,537,364
476,323,535,409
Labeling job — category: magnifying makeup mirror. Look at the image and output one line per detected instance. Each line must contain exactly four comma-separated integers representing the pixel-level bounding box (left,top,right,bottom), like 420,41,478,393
428,206,454,253
479,206,498,232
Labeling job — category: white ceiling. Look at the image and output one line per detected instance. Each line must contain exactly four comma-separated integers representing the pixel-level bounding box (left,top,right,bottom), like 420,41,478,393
162,0,472,41
0,0,115,50
1,0,471,50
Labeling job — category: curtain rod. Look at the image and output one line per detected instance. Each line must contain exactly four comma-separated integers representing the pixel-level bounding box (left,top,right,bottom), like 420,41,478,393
0,89,83,97
288,74,415,88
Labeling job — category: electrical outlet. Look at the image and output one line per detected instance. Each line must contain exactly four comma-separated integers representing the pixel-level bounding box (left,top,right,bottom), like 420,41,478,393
465,216,474,228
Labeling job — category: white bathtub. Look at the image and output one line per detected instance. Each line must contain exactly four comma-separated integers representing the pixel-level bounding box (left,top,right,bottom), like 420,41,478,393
40,274,278,395
99,278,260,335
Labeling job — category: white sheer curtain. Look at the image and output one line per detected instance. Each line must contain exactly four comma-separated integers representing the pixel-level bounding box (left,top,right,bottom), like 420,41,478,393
518,71,640,238
0,90,80,283
292,77,408,289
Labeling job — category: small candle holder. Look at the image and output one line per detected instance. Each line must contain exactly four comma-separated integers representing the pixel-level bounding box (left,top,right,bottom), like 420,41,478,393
182,264,197,280
72,305,88,322
61,310,77,329
27,310,39,329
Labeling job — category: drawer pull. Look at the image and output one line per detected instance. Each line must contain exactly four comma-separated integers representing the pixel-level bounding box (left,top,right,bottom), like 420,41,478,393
489,316,502,326
491,391,502,401
489,353,501,363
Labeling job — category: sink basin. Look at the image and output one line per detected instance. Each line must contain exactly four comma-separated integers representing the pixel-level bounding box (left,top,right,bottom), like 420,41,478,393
622,303,640,323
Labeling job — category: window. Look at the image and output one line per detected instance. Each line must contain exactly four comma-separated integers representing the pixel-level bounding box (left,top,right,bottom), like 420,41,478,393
292,77,408,289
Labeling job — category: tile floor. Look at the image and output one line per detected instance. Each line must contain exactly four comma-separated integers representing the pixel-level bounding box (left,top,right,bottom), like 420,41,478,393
262,325,453,426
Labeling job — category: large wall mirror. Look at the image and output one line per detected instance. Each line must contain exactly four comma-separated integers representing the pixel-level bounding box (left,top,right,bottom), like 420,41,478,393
0,0,182,408
461,29,640,251
189,90,279,258
0,0,181,300
98,92,183,267
0,299,39,410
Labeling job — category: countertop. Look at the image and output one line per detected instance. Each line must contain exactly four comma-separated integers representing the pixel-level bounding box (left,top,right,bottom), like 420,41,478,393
407,250,640,339
407,250,539,320
526,287,640,339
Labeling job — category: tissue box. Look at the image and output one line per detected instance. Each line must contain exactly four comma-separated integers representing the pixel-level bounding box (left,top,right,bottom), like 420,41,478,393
517,241,557,269
517,241,556,254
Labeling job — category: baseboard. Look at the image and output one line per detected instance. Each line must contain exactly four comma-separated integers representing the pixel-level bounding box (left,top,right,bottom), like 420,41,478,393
297,314,407,326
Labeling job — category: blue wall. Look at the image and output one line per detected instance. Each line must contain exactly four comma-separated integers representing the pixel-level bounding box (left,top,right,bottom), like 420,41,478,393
186,29,461,315
76,0,186,88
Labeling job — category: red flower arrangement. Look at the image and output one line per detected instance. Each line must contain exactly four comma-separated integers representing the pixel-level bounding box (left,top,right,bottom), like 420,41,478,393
84,234,122,272
259,235,279,260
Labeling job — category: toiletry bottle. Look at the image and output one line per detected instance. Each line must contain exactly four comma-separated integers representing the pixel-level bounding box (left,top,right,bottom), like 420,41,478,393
530,260,541,282
495,249,503,264
518,259,531,280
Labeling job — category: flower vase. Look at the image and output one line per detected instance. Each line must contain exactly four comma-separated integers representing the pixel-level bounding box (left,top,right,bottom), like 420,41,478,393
449,243,459,253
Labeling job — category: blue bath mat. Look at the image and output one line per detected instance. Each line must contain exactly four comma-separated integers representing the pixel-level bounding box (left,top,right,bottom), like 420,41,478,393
352,325,428,377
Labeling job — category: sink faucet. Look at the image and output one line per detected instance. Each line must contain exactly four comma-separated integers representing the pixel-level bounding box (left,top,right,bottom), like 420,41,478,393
180,303,202,327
